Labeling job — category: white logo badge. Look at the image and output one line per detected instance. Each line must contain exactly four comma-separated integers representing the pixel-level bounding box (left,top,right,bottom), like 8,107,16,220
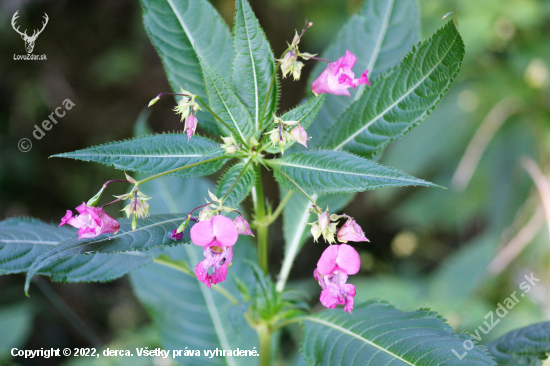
12,11,48,60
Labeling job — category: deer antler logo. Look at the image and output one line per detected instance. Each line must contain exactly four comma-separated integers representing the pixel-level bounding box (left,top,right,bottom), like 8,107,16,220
11,11,49,54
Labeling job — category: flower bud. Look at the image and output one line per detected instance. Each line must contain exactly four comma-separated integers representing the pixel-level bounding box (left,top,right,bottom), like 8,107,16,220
280,51,298,79
184,114,198,141
86,186,106,207
233,216,254,236
337,218,369,243
311,223,321,243
199,206,214,221
221,135,240,155
176,215,192,234
290,124,309,148
148,96,160,107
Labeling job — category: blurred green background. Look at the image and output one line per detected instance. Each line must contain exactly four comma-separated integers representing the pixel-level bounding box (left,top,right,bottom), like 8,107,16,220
1,0,550,365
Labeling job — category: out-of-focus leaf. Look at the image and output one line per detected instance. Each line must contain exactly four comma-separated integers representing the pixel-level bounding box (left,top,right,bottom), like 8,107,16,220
140,0,233,134
0,303,33,359
486,321,550,366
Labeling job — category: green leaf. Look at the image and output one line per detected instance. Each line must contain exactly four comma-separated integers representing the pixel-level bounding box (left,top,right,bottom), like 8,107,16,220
130,240,258,366
200,59,255,143
232,0,278,130
265,95,325,154
216,162,256,208
486,321,550,366
0,217,153,283
322,20,465,157
24,214,189,294
301,299,496,366
307,0,421,145
140,0,234,134
267,150,438,196
52,134,228,177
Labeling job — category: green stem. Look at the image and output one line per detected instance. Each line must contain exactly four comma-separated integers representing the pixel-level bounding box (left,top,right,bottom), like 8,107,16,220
136,155,230,186
152,257,239,305
258,323,272,366
253,164,269,274
220,159,252,205
262,190,294,226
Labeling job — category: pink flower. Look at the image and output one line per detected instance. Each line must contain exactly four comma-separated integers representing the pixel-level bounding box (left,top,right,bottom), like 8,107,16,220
190,215,238,247
59,202,120,239
233,216,254,236
190,215,239,287
314,244,360,313
195,245,233,288
290,124,309,148
184,114,198,141
338,219,369,243
311,50,370,96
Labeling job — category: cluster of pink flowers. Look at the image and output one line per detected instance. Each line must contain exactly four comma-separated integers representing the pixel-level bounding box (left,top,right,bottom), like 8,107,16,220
312,214,368,314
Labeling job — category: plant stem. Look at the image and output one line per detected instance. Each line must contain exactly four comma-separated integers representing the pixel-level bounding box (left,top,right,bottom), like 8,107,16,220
253,164,269,274
262,190,294,226
257,323,271,366
136,155,230,186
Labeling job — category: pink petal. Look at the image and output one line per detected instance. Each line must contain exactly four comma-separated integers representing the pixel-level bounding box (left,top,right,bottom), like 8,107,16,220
338,50,357,70
233,216,254,236
212,215,238,247
210,264,228,285
194,259,212,288
59,210,73,227
190,219,215,246
311,68,331,95
317,245,339,275
75,202,88,214
344,284,356,314
319,289,344,309
98,211,120,235
335,244,361,275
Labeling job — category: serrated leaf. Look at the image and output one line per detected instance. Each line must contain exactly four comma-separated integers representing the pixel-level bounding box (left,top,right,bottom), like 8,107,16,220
0,217,153,283
141,0,234,134
52,134,228,177
24,214,189,294
307,0,421,145
322,21,465,157
486,321,550,366
232,0,278,130
200,59,255,143
265,95,325,154
267,150,438,196
216,162,256,208
301,299,496,366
